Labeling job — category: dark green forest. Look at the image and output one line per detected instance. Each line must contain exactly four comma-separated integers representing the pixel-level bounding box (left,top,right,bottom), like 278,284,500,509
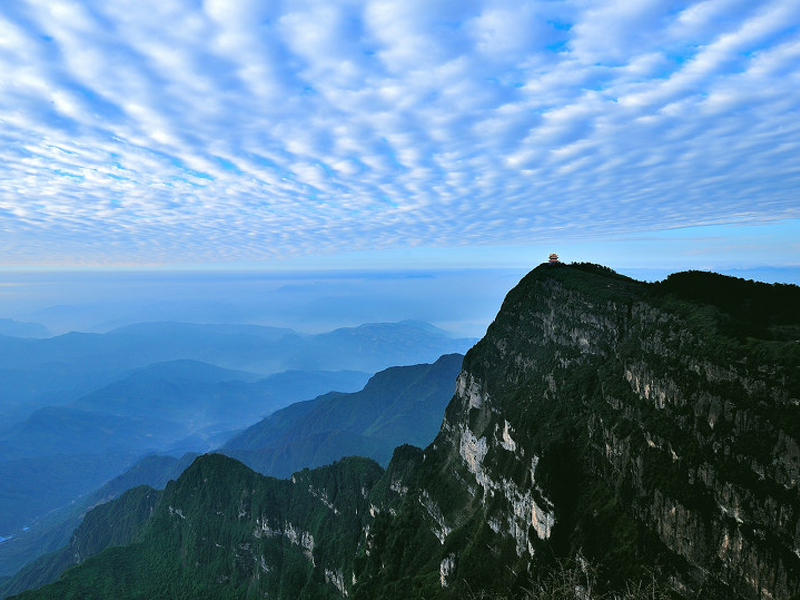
9,264,800,599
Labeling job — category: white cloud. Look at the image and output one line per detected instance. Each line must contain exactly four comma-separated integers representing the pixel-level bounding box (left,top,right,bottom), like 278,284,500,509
0,0,798,266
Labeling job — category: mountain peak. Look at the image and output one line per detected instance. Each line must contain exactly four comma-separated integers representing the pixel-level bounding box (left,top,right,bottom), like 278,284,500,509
12,267,800,599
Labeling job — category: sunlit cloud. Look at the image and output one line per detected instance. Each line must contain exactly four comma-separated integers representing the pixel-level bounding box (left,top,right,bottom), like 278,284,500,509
0,0,798,266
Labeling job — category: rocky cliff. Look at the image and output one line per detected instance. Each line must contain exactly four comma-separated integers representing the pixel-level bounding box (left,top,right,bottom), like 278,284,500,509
353,263,800,599
12,264,800,599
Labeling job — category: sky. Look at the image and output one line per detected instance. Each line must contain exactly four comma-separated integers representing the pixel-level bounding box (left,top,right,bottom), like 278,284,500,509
0,268,529,336
0,0,799,275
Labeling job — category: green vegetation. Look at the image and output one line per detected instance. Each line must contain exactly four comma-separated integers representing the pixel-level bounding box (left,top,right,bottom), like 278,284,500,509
12,454,384,599
653,270,800,339
222,354,463,477
0,319,469,572
11,264,800,599
1,486,161,599
0,452,197,588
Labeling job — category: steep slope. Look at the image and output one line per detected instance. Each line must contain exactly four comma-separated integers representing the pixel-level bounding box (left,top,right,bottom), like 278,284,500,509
13,264,800,599
1,355,458,593
0,486,161,599
0,361,369,552
0,453,197,581
221,354,463,477
354,263,800,599
12,453,387,600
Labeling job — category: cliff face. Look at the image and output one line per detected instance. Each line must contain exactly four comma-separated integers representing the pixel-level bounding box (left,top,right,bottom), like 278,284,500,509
12,453,387,600
355,264,800,599
13,264,800,600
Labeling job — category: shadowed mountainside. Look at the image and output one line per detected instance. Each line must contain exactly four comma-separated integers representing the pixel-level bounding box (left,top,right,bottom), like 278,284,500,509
10,264,800,599
1,355,462,593
0,320,469,548
0,452,197,584
222,353,464,477
0,361,369,541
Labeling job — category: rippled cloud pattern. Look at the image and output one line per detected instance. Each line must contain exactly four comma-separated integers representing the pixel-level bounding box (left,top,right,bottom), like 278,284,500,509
1,0,799,265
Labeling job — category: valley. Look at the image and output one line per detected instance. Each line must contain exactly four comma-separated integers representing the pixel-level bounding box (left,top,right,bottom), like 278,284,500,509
5,263,799,598
0,320,472,583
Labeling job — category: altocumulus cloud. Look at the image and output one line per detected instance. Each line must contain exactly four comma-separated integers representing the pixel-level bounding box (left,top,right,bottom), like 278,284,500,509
0,0,799,266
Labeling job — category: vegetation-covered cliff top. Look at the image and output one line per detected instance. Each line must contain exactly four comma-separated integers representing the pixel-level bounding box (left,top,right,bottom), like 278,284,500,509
9,264,800,600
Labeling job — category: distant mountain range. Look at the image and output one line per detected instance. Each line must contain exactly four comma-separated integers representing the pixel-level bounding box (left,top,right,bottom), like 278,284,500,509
0,360,370,540
222,353,464,477
0,320,473,577
8,265,799,599
0,320,50,339
0,354,463,595
0,320,473,425
0,320,473,379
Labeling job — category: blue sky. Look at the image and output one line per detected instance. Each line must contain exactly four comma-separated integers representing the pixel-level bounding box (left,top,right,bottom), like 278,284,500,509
0,0,799,274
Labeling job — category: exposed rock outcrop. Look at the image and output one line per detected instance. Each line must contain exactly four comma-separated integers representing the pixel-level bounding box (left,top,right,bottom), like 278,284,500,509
13,264,800,600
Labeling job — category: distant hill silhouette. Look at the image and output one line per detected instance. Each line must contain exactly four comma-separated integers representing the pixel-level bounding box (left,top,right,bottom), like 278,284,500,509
222,353,464,477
